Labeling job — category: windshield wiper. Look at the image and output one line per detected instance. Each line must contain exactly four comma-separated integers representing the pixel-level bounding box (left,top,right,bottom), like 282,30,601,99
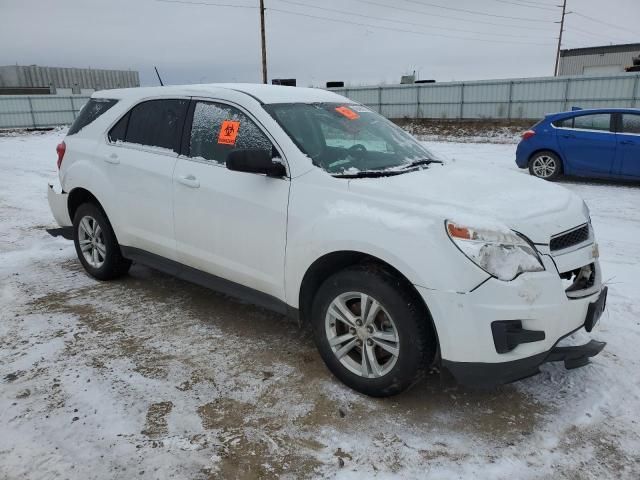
332,170,406,179
401,158,444,170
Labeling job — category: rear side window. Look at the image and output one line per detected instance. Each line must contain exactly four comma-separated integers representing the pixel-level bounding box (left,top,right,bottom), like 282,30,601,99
553,117,574,128
108,112,129,143
572,114,611,132
621,114,640,134
188,101,272,164
113,99,188,153
68,98,118,135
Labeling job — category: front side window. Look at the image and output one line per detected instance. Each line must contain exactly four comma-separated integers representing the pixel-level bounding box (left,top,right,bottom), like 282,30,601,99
621,114,640,135
116,99,188,152
188,101,273,164
264,103,437,175
572,113,611,132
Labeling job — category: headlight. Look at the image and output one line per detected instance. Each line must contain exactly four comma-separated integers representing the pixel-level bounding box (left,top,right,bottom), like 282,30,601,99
582,200,591,223
445,220,544,281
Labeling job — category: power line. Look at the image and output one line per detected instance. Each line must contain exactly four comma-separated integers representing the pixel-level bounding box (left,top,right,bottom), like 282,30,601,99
351,0,555,31
275,0,549,40
572,12,637,36
491,0,557,11
156,0,256,8
267,7,555,45
565,25,634,44
399,0,555,22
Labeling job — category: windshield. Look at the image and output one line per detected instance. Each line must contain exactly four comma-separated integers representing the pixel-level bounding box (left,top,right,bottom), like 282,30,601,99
264,102,439,176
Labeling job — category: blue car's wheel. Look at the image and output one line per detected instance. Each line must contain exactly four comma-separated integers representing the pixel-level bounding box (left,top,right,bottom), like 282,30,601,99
529,151,561,180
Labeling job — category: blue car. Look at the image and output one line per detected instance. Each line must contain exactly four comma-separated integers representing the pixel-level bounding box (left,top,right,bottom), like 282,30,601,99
516,108,640,181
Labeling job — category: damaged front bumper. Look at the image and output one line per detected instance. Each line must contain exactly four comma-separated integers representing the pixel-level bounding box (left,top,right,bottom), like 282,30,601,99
443,338,606,388
442,286,607,388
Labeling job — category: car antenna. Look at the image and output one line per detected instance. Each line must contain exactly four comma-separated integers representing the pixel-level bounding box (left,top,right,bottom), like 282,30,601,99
154,66,164,86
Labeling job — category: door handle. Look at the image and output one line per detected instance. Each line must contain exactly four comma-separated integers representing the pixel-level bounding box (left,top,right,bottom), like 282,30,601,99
104,153,120,164
561,133,576,139
620,140,635,145
177,174,200,188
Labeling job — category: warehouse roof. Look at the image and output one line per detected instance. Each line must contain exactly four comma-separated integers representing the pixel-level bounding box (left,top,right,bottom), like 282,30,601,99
560,43,640,57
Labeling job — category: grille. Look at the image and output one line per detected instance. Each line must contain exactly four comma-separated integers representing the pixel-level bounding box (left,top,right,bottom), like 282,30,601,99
550,224,590,252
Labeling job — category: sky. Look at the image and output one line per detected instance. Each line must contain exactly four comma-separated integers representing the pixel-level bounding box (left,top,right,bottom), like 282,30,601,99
0,0,638,87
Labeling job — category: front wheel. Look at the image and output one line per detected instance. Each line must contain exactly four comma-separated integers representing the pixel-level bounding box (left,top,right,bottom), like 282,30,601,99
73,203,131,280
311,266,436,397
529,151,562,180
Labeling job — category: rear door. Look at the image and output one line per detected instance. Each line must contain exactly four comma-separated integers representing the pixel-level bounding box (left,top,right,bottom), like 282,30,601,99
555,112,616,175
99,98,188,260
172,100,290,300
615,113,640,178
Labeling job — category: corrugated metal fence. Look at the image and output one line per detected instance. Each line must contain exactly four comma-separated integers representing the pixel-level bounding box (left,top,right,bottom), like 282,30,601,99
330,73,640,120
0,95,90,129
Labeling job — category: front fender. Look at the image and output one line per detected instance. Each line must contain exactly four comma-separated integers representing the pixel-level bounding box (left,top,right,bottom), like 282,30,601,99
284,175,489,308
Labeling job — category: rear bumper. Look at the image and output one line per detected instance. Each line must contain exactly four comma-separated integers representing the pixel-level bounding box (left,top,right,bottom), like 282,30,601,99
47,183,71,227
515,142,531,168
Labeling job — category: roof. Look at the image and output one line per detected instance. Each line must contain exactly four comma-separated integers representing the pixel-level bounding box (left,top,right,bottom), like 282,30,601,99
93,83,349,104
547,107,640,117
560,43,640,58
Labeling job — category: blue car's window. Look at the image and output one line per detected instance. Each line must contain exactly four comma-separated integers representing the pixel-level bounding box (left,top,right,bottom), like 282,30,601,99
553,118,573,128
621,114,640,135
572,114,611,132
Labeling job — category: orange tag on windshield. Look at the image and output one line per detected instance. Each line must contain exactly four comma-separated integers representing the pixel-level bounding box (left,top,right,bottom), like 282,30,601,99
335,106,359,120
218,120,240,145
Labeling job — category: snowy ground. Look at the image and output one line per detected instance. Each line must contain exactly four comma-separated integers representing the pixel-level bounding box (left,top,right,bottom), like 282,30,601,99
1,129,639,479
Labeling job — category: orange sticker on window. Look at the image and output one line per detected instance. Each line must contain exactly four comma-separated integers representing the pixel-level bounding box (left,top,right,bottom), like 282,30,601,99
218,120,240,145
335,106,359,120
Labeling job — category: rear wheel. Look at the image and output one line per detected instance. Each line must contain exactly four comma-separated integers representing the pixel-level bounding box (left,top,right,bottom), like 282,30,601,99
73,203,131,280
311,265,435,397
529,151,562,180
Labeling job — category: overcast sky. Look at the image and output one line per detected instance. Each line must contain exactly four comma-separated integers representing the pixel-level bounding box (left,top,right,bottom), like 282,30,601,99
1,0,638,87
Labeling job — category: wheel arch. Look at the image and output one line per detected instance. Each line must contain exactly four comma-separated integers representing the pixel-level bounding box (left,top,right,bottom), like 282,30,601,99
297,250,440,361
67,187,106,222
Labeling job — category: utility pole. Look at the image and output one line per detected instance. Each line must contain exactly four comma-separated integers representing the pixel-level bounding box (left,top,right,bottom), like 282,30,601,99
259,0,268,84
554,0,568,76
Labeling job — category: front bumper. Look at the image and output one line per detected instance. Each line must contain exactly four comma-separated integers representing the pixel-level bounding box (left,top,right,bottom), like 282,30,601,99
443,338,606,388
417,241,606,387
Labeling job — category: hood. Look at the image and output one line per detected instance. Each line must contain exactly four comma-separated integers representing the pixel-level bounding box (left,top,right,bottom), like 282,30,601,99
346,164,588,244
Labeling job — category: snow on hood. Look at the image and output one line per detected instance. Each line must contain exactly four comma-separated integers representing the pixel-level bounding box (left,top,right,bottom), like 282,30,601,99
347,164,588,244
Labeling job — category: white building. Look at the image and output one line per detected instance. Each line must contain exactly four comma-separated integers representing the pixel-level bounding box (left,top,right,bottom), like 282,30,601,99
558,43,640,76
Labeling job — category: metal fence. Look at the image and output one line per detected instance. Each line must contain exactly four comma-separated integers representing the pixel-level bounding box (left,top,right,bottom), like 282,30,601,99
0,95,90,129
330,73,640,120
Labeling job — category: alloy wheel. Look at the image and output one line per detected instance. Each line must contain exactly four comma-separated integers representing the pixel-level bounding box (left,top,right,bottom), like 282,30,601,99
78,215,106,268
325,292,399,378
532,155,557,178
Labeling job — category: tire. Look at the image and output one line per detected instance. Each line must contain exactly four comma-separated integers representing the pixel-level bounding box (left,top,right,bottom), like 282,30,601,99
528,150,562,180
311,265,435,397
72,202,131,280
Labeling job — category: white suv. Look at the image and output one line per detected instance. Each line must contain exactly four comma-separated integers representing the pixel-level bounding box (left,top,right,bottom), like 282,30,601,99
48,84,607,396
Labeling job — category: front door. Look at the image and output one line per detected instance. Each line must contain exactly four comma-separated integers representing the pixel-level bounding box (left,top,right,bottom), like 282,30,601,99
556,112,616,175
616,113,640,178
172,100,290,300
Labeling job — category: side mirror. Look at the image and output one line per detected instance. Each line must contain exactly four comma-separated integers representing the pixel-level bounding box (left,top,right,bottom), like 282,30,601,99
226,148,286,177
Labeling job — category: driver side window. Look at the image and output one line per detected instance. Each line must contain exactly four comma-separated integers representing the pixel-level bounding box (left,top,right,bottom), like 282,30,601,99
189,102,273,164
